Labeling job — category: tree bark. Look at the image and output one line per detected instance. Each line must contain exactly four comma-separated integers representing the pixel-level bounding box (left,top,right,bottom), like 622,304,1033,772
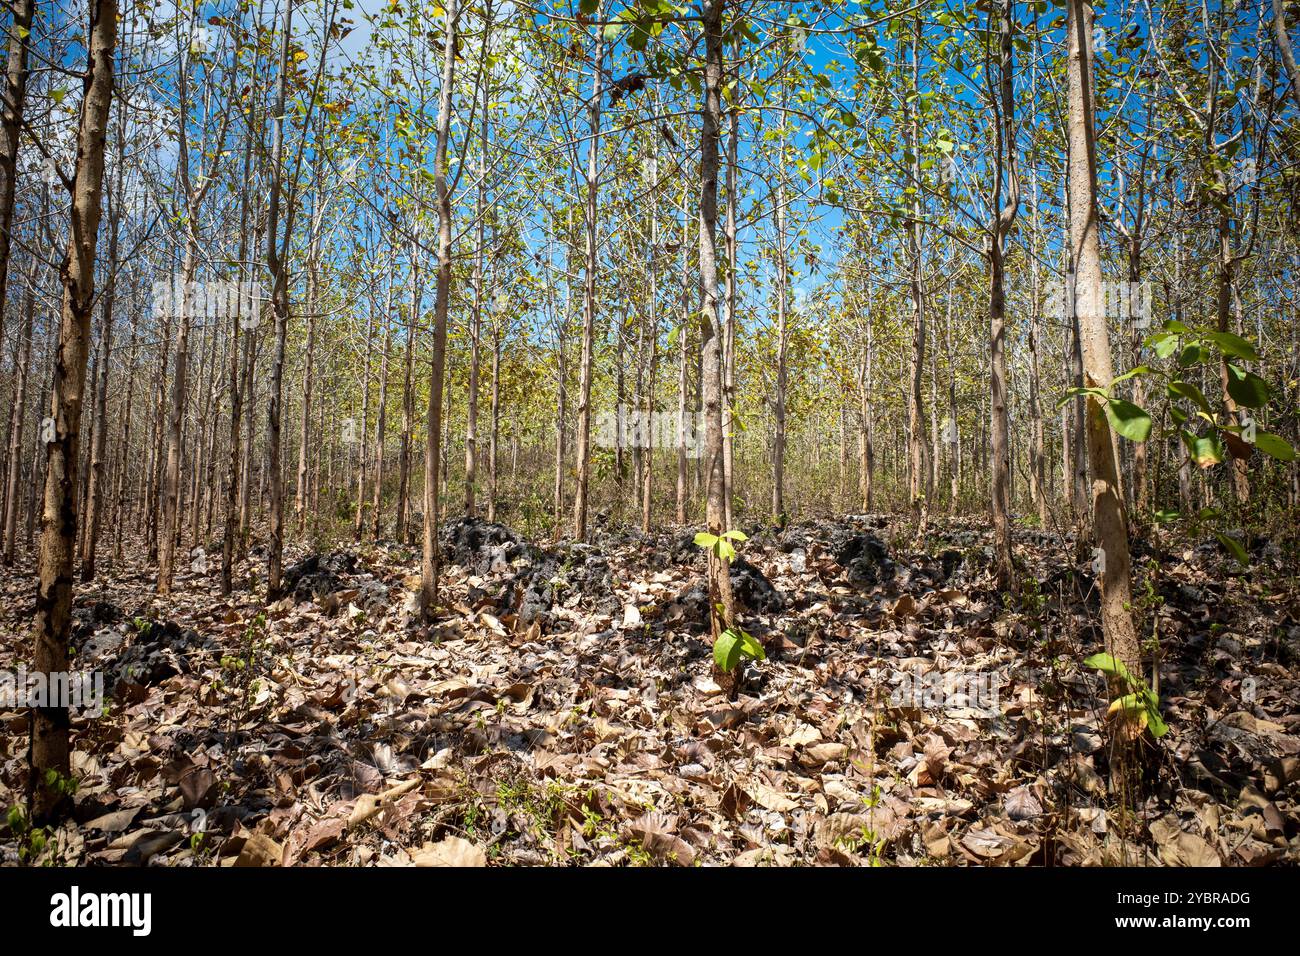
1066,0,1140,674
421,0,458,617
572,5,604,540
29,0,115,823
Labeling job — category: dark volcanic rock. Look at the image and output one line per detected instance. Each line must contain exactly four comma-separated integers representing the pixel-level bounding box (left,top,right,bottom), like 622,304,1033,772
280,551,358,603
111,619,216,688
731,557,785,614
670,556,785,629
442,516,526,575
837,532,896,588
489,541,617,628
72,601,122,647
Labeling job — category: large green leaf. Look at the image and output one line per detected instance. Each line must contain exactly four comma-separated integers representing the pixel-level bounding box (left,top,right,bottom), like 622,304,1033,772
1205,331,1261,361
1215,531,1249,566
1104,399,1152,441
1083,652,1132,683
1168,380,1212,415
1183,431,1223,468
1255,431,1297,462
1146,332,1179,358
1225,364,1270,408
713,631,741,672
738,630,766,662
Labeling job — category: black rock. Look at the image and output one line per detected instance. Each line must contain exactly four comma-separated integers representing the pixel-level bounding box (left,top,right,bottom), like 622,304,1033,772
837,532,896,588
71,601,122,646
280,551,358,603
939,548,963,581
730,556,785,613
111,618,214,687
442,516,525,575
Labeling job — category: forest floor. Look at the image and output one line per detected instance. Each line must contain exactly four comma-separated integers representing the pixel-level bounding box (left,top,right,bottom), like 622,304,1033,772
1,513,1298,867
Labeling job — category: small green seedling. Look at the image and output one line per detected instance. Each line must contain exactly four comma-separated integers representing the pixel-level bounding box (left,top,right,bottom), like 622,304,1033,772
1083,652,1168,738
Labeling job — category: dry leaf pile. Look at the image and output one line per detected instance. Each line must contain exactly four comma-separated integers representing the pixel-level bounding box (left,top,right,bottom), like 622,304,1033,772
1,514,1297,866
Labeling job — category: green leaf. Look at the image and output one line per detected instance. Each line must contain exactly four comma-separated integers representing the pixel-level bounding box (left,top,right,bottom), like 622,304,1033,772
1111,365,1153,385
1083,653,1132,683
1168,380,1212,415
1184,431,1224,468
1254,431,1297,461
1110,693,1146,715
721,530,748,541
738,630,766,661
1225,364,1270,408
694,532,719,549
1215,531,1249,567
1103,399,1152,441
1204,331,1261,361
1146,332,1178,358
714,631,742,672
579,0,599,14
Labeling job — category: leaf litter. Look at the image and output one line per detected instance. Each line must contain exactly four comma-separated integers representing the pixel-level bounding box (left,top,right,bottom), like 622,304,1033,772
1,514,1297,866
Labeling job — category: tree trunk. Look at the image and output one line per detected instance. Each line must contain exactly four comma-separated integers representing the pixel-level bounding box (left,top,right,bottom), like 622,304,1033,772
0,0,34,361
397,249,418,542
572,7,604,540
265,0,295,598
1066,0,1140,674
988,0,1018,589
421,0,458,618
29,0,115,823
371,281,394,540
2,258,35,565
699,0,737,679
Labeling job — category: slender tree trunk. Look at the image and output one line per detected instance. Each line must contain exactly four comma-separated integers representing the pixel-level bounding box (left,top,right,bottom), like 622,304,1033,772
0,0,34,359
772,178,788,525
354,307,374,538
221,108,256,595
421,0,458,617
29,0,115,823
397,250,418,542
859,289,874,512
157,244,197,594
487,313,500,522
676,195,689,524
81,158,122,582
2,259,35,565
573,6,604,540
641,153,659,533
265,0,295,598
371,281,393,540
297,246,319,532
906,17,928,528
1066,0,1140,674
1273,0,1300,113
988,0,1019,588
466,25,492,518
722,92,738,531
699,0,737,679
